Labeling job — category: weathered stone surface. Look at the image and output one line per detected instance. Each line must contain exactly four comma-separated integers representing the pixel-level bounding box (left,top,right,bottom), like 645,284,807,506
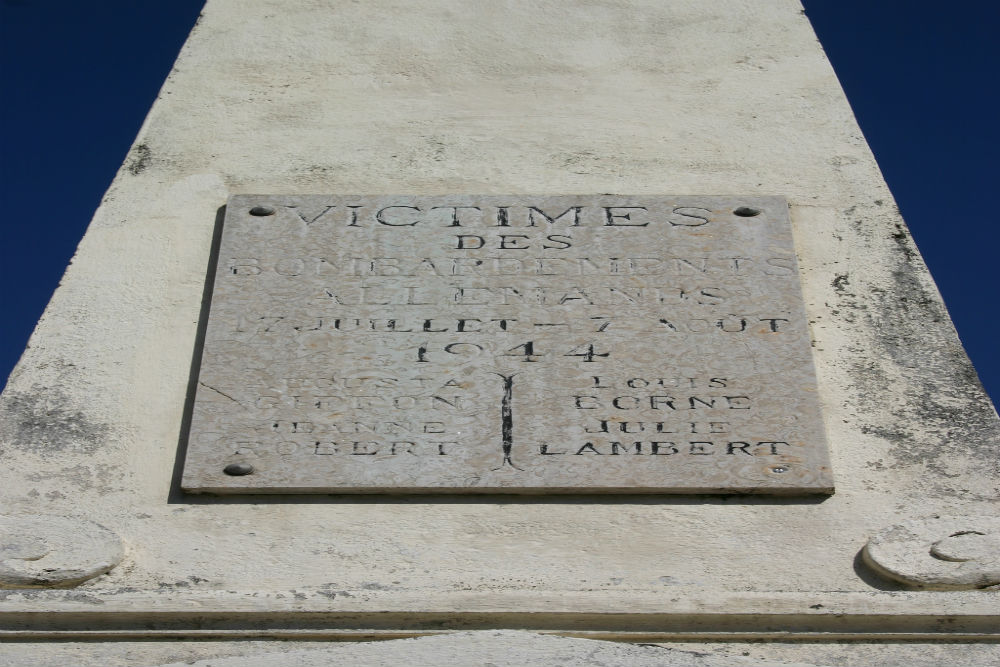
0,514,123,588
181,195,831,494
863,515,1000,589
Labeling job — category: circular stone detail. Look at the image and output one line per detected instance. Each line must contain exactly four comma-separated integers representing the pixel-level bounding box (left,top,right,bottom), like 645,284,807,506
863,515,1000,589
0,514,124,588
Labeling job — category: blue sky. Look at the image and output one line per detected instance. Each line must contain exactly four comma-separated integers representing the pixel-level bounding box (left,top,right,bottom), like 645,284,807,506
1,1,997,407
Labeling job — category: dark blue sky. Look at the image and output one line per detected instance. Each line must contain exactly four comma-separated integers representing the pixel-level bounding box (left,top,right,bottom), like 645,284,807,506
1,1,997,407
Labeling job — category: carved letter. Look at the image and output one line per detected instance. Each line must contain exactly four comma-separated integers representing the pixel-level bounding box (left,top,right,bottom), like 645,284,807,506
603,206,649,226
376,206,421,226
669,207,711,226
527,206,582,226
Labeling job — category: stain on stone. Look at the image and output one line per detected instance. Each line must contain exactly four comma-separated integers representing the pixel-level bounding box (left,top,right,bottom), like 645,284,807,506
24,462,125,495
0,388,109,455
315,584,355,600
860,423,913,446
886,269,943,322
833,207,1000,485
361,581,393,591
890,223,918,263
829,272,866,325
62,592,106,605
829,155,858,167
560,150,601,174
831,273,850,293
425,135,447,162
127,143,152,175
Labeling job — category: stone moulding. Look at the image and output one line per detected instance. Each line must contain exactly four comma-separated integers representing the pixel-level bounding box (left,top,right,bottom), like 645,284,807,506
0,514,124,589
138,631,850,667
863,516,1000,590
0,590,996,641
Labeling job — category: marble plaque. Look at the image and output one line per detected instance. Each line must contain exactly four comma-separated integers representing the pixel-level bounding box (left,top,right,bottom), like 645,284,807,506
181,195,833,494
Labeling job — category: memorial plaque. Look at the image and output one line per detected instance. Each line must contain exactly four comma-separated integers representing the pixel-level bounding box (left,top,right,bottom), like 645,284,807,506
181,195,832,494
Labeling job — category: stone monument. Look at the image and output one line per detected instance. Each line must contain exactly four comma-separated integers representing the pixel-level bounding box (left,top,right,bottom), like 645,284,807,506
1,1,997,665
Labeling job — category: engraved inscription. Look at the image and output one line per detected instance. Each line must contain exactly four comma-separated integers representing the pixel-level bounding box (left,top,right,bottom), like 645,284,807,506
181,196,832,493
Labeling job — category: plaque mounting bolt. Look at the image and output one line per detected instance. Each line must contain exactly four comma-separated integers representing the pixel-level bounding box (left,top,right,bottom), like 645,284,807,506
733,206,761,217
770,465,789,473
249,206,275,216
223,462,255,476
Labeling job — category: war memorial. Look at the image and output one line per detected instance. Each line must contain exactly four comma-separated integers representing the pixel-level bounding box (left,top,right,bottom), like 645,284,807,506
1,1,997,665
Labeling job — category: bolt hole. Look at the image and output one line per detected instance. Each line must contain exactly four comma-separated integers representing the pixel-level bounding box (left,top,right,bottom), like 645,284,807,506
249,206,275,217
224,462,255,476
733,206,761,217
